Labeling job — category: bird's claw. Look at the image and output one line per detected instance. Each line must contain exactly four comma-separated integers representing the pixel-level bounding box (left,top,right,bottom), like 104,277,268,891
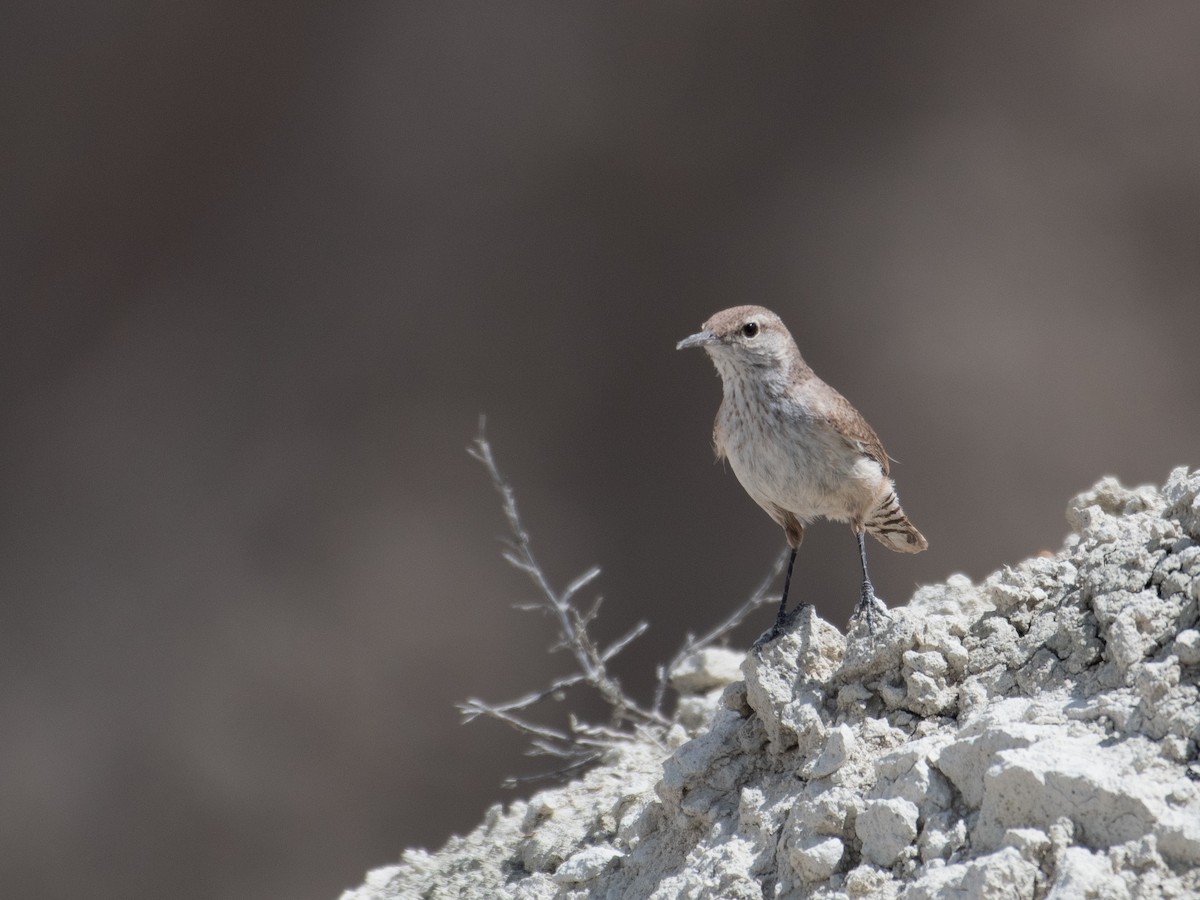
753,603,808,650
851,583,891,634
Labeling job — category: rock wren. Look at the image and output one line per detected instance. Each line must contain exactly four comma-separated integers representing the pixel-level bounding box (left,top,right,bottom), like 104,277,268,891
677,305,927,638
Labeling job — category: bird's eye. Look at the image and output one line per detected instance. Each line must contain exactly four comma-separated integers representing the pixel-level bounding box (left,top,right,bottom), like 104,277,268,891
741,321,759,338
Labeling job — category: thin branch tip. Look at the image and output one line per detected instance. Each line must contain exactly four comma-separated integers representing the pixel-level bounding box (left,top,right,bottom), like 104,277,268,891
465,423,669,784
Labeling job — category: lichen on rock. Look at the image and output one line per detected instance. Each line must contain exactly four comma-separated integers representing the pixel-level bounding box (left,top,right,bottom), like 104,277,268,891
343,469,1200,899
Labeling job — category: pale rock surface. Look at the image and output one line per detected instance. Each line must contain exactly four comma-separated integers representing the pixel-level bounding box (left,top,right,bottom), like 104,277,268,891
343,470,1200,899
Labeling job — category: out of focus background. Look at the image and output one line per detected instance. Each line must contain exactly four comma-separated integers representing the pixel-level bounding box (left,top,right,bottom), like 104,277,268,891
4,3,1199,898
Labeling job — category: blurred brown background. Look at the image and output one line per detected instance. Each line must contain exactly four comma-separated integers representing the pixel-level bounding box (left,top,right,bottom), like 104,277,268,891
3,3,1199,899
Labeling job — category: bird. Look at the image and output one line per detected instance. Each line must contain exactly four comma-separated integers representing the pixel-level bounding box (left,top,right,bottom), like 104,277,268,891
677,305,927,640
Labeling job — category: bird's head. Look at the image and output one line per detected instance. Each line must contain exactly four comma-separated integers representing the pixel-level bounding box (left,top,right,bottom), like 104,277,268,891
676,305,801,382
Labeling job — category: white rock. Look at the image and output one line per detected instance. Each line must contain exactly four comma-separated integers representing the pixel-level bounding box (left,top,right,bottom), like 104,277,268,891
669,647,745,694
806,723,855,779
788,835,844,882
1001,827,1050,860
844,863,900,898
1174,629,1200,666
1048,846,1126,900
551,845,622,884
933,719,1047,808
337,865,403,900
977,734,1200,866
346,471,1200,900
905,847,1038,899
918,812,967,863
856,798,919,867
742,605,842,753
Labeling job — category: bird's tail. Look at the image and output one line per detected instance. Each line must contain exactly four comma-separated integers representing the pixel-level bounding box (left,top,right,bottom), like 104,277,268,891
866,487,928,554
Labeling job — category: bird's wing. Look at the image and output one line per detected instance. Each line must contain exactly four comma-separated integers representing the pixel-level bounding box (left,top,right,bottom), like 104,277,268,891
819,388,890,478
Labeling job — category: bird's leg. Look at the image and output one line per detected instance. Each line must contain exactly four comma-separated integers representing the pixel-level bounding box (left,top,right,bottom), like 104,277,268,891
754,547,801,649
775,546,799,627
852,530,890,633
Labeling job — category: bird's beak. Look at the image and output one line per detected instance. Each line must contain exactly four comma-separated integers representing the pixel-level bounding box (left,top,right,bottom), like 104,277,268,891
676,329,716,350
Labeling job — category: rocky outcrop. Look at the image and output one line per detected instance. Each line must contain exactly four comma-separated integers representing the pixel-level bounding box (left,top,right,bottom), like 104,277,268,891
343,469,1200,899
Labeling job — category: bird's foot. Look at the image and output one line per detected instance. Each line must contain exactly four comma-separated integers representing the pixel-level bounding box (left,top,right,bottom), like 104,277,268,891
753,603,809,650
850,583,891,634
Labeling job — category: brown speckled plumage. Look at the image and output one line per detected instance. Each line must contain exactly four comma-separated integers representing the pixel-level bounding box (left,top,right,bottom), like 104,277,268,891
678,305,927,635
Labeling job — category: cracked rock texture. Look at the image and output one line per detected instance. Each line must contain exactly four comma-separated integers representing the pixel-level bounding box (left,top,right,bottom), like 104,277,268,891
343,470,1200,899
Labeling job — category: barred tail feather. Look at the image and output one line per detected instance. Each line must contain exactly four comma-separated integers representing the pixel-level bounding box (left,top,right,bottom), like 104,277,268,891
866,488,928,554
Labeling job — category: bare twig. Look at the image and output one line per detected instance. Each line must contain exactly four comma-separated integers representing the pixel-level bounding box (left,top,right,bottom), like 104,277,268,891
462,419,669,772
459,699,572,746
500,758,598,789
462,419,786,786
653,546,789,715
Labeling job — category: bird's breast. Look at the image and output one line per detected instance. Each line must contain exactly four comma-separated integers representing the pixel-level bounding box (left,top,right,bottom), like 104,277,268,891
715,378,881,522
